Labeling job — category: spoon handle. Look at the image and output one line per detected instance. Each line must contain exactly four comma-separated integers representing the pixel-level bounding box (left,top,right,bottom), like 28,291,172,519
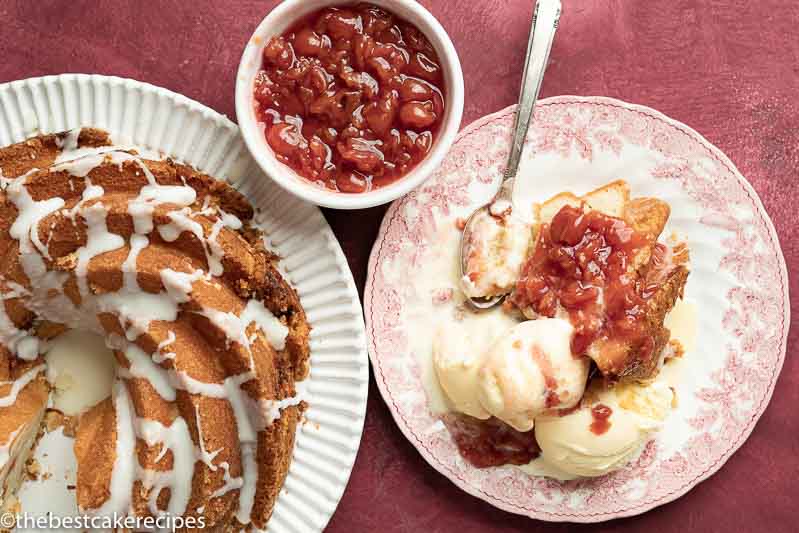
504,0,561,183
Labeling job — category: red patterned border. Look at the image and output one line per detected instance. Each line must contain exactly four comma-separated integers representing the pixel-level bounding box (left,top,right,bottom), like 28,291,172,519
365,96,790,521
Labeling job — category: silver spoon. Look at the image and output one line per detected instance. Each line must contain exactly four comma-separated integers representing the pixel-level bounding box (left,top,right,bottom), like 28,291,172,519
460,0,561,309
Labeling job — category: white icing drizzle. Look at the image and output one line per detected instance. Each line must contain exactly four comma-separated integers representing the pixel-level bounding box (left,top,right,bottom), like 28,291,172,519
134,416,194,518
207,210,243,270
0,365,45,407
0,427,21,468
235,444,258,524
210,461,244,499
54,129,81,153
193,299,288,372
240,299,289,351
122,234,148,291
160,268,208,303
74,201,125,299
153,331,177,364
1,170,70,358
0,281,35,360
115,339,176,402
61,176,103,226
195,408,222,471
168,371,260,443
83,380,135,517
255,380,309,429
99,290,180,342
197,308,251,350
225,376,258,444
128,170,197,235
59,144,132,164
158,208,228,276
95,247,188,343
193,196,216,218
52,150,135,179
157,331,176,350
170,369,240,397
0,142,305,525
4,169,64,279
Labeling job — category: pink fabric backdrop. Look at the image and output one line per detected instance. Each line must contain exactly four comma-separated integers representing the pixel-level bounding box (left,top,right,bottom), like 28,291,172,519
1,0,796,530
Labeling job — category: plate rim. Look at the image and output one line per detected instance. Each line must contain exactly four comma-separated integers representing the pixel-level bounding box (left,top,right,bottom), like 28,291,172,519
0,72,370,532
364,95,791,522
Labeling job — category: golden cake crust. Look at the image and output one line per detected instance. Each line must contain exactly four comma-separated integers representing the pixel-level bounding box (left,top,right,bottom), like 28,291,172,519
0,129,310,530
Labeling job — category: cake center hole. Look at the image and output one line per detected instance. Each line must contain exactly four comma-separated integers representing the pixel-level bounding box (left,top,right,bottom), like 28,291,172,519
44,330,116,417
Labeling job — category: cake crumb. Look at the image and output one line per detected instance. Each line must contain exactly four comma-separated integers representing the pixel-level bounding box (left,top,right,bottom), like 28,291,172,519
25,458,41,480
668,339,685,359
670,387,679,408
62,415,79,438
33,320,68,340
44,410,66,432
52,253,77,271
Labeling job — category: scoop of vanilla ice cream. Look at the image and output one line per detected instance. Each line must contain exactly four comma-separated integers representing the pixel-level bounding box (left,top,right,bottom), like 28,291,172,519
476,319,589,432
534,379,675,477
460,209,531,299
433,324,491,419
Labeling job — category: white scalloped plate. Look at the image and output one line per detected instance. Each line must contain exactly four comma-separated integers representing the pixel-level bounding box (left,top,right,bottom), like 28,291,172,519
0,74,368,532
365,98,790,521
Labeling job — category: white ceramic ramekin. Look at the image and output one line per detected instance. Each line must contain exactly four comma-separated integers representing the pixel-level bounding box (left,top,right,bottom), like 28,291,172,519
235,0,464,209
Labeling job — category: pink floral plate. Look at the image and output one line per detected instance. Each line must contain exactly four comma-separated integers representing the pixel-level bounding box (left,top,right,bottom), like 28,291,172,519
364,96,790,522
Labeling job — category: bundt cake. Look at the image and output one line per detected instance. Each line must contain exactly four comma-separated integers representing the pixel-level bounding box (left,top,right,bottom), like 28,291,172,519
0,128,310,530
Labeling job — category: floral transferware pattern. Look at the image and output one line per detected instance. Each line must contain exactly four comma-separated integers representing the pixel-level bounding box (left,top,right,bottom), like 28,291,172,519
365,96,789,522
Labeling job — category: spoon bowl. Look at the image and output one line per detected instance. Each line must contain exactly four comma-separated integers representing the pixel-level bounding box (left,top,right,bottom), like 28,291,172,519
459,0,561,309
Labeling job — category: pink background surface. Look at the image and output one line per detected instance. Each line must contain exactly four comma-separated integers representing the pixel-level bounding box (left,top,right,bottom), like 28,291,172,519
1,0,796,531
